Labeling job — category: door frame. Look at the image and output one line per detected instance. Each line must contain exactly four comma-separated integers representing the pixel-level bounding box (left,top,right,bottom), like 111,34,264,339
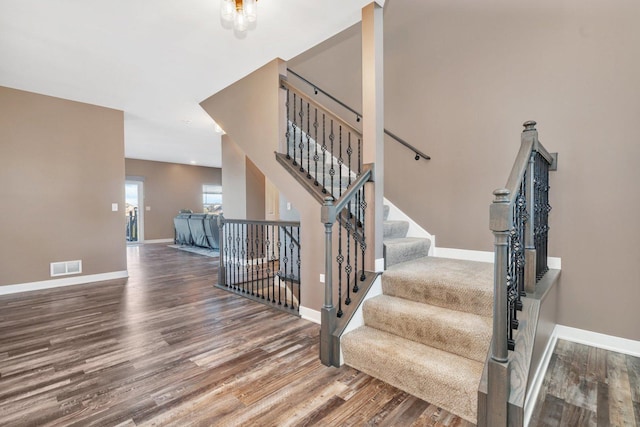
125,178,145,243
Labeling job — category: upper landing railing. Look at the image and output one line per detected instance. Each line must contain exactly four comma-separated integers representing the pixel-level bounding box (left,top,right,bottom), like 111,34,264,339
485,120,556,426
286,68,431,162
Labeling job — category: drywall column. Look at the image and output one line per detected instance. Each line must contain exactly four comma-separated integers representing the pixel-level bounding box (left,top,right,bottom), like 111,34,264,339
362,2,384,269
221,134,248,219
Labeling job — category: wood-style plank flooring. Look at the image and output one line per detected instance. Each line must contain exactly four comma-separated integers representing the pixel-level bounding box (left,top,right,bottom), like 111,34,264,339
0,244,472,426
530,339,640,426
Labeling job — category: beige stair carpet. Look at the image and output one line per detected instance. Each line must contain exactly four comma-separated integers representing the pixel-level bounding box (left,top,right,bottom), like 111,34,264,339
383,256,494,316
342,255,494,424
342,326,484,424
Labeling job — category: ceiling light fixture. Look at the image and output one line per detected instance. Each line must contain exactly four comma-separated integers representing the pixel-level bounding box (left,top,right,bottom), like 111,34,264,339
220,0,257,34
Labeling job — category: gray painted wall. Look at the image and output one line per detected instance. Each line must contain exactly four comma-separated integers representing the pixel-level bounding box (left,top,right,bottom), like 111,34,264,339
289,0,640,340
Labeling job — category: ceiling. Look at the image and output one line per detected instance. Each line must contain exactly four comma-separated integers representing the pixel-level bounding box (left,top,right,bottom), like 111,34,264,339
0,0,374,167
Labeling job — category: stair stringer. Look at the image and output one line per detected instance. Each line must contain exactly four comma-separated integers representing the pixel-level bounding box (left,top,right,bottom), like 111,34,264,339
336,274,383,366
384,197,435,256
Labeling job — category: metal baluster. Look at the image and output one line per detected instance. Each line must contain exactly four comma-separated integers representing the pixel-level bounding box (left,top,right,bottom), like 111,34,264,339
313,109,319,186
306,103,311,179
299,98,304,172
358,137,362,176
277,232,282,305
345,200,352,306
284,227,290,308
271,225,277,303
260,224,265,299
338,125,343,197
243,224,248,294
296,227,301,312
285,89,291,159
347,133,353,186
353,193,359,293
329,120,335,198
321,114,327,194
292,94,297,166
233,223,238,290
360,187,367,282
267,225,272,303
337,217,344,318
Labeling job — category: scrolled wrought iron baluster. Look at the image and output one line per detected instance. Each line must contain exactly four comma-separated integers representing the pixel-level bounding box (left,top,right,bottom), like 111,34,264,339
313,109,319,186
336,217,344,318
296,228,301,312
298,98,305,172
338,125,343,198
306,103,311,179
329,120,335,199
347,133,353,187
345,201,352,306
359,187,367,282
260,224,265,299
292,94,297,166
321,114,327,194
285,89,291,159
277,234,283,306
243,224,249,294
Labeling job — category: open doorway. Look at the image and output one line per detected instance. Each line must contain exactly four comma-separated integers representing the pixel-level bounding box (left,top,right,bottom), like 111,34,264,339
125,180,144,243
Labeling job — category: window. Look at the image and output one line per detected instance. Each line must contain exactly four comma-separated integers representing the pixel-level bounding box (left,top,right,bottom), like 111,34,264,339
203,184,222,214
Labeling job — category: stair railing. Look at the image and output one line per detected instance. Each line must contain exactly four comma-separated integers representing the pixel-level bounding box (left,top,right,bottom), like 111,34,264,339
320,164,374,367
485,121,556,426
280,76,362,201
217,216,301,315
286,68,431,162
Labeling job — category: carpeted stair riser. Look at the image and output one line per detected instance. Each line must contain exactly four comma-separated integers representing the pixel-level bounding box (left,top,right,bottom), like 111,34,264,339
363,295,491,363
342,326,482,424
382,257,494,317
383,220,410,239
383,204,390,220
384,237,430,267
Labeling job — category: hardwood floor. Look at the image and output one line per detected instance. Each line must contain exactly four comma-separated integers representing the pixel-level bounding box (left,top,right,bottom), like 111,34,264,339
530,339,640,426
0,244,471,426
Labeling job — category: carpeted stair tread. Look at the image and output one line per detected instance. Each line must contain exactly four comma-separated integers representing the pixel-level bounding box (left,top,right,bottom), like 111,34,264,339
383,220,410,239
383,256,493,316
342,325,483,424
363,295,491,363
383,237,431,268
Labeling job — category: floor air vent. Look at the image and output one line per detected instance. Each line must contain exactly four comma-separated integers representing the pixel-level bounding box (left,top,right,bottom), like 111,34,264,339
50,260,82,277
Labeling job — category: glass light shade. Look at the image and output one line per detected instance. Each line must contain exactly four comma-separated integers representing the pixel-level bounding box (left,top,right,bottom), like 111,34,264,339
244,0,257,23
234,10,248,32
220,0,234,21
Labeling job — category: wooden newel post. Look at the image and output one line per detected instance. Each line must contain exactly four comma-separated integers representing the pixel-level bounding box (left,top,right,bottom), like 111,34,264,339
320,196,337,367
487,188,511,427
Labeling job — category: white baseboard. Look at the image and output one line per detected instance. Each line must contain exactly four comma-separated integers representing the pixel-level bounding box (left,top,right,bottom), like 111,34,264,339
0,271,129,296
434,247,561,269
144,238,174,244
299,306,321,324
554,325,640,357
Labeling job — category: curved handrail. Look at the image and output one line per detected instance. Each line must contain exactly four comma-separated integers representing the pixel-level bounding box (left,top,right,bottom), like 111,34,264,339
286,68,431,161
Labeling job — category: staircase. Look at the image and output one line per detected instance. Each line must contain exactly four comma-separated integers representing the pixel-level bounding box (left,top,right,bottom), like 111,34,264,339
341,233,493,423
383,204,431,268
